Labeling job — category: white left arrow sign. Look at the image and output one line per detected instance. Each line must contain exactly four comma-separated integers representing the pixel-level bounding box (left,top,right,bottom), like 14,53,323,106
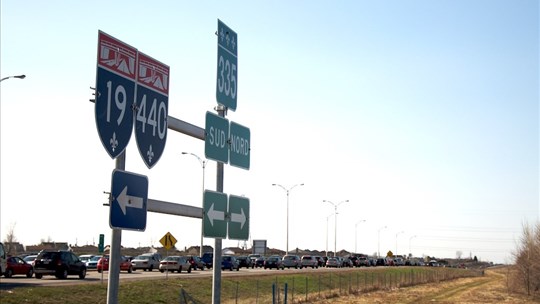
207,203,225,227
230,208,246,229
117,186,144,215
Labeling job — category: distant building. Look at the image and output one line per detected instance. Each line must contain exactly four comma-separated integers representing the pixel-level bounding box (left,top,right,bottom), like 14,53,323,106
26,242,70,253
3,242,25,255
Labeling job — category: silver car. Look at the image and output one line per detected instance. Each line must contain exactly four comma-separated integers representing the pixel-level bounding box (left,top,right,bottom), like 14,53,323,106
131,253,162,271
282,255,300,269
300,255,318,269
85,255,101,270
159,256,191,273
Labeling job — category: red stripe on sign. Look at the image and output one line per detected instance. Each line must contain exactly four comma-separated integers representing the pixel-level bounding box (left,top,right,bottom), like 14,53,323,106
137,52,170,95
98,31,138,80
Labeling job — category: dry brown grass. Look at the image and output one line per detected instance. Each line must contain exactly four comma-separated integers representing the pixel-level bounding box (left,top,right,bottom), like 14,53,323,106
311,267,539,304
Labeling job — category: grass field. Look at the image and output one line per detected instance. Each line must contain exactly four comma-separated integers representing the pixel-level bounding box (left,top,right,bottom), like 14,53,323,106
1,266,525,304
314,266,539,304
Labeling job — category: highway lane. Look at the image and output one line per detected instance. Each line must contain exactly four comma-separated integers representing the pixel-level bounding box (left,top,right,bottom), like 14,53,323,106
0,266,342,289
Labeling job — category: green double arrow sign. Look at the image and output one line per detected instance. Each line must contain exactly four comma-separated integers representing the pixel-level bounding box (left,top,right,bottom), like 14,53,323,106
203,190,249,240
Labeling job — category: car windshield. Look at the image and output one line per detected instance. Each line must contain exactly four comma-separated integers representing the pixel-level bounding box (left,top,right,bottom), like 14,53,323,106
135,255,150,260
164,256,178,261
38,252,58,259
90,256,101,261
23,255,36,262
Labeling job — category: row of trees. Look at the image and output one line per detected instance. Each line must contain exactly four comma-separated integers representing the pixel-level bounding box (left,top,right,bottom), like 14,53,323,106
511,221,540,296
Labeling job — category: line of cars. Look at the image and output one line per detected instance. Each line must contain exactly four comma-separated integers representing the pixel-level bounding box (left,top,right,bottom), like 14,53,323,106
244,254,428,270
252,254,326,270
3,250,87,279
4,250,209,280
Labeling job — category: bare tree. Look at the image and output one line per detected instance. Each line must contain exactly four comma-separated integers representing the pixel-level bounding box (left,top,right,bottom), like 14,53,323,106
3,222,17,255
512,221,540,296
456,250,463,260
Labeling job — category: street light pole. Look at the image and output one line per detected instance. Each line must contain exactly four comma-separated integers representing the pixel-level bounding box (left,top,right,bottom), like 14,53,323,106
323,200,349,257
0,74,26,82
395,231,404,255
272,183,304,254
355,220,366,254
378,226,387,258
325,213,333,257
182,152,206,257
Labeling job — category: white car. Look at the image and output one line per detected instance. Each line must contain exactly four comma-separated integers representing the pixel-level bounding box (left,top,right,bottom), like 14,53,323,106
159,256,191,273
79,254,95,263
131,253,162,271
86,255,101,270
23,254,38,266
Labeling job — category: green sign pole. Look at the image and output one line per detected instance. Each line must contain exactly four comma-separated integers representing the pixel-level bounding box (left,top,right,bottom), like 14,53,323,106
98,234,105,253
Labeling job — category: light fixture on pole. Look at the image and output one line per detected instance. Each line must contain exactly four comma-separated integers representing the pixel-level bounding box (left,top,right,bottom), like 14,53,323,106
323,199,349,257
377,226,387,258
395,230,404,255
272,183,304,254
0,74,26,82
325,213,333,257
355,220,366,254
181,152,207,257
409,235,417,255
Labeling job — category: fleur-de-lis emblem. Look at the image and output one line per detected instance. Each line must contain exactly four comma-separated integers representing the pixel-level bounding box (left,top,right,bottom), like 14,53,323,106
110,132,118,152
147,145,154,163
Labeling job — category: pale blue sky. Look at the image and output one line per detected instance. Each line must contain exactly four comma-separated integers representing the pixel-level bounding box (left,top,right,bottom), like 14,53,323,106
1,0,538,263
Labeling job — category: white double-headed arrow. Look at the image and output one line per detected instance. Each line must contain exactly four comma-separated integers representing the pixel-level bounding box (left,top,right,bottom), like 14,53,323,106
207,203,225,226
230,208,246,229
117,186,144,215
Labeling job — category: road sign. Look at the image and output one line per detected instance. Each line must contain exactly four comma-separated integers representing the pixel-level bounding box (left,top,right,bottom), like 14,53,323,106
110,169,148,231
95,31,137,159
135,52,170,169
228,195,249,240
205,111,229,163
229,121,250,170
98,234,105,253
160,232,177,250
216,19,238,111
203,190,227,238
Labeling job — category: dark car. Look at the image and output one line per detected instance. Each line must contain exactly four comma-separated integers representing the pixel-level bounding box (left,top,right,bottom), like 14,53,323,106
255,256,266,268
5,256,34,278
201,252,213,269
356,257,370,267
221,255,240,271
236,256,254,269
187,255,205,270
376,258,387,266
314,255,325,267
34,250,87,279
264,256,284,270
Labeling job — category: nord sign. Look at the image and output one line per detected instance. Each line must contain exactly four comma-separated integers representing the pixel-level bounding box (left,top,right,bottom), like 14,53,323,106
229,121,250,170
